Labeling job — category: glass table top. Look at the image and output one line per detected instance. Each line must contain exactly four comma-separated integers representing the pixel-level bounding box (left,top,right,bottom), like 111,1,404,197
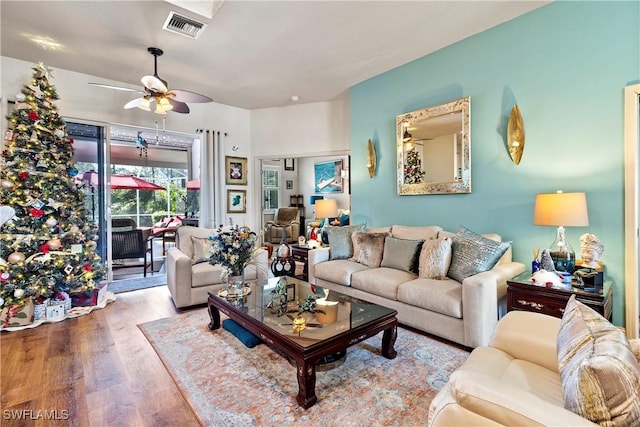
212,276,396,348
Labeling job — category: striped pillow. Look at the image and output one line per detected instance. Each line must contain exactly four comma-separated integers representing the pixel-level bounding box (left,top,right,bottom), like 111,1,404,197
557,295,640,426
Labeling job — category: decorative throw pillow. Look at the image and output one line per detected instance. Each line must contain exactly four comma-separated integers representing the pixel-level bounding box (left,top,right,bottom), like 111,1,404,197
380,237,423,273
557,295,640,426
222,318,262,348
350,232,387,267
327,223,366,260
190,236,211,264
447,226,511,282
418,237,452,279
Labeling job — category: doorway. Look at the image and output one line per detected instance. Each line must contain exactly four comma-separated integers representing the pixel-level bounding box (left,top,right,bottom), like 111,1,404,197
624,83,640,339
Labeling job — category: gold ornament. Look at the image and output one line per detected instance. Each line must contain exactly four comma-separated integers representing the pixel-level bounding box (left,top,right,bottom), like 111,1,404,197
47,238,62,250
8,252,26,264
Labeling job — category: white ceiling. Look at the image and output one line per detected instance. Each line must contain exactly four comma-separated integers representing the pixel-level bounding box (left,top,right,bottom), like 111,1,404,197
1,0,549,110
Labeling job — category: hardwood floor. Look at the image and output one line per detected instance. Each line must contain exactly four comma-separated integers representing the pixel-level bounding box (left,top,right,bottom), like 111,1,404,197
0,286,202,427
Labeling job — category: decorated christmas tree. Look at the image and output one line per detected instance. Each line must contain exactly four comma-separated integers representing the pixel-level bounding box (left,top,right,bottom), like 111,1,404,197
0,63,105,310
403,147,425,184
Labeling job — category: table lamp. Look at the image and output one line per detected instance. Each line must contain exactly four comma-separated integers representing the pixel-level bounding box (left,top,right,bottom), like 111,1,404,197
315,199,338,244
533,191,589,272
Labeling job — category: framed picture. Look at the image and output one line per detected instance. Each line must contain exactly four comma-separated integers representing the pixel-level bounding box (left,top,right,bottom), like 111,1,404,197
286,180,293,190
227,189,247,213
314,159,343,193
284,158,295,171
225,156,247,185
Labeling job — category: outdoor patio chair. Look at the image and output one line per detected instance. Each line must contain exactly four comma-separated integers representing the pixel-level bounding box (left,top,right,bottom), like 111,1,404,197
111,218,152,276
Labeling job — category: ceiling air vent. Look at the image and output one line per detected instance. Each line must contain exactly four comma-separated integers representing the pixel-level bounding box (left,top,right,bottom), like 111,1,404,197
162,11,207,39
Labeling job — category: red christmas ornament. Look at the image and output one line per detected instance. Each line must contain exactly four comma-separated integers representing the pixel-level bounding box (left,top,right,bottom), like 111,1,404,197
29,208,44,218
82,264,92,272
28,111,39,121
0,272,9,282
39,243,50,253
18,171,29,181
68,138,74,144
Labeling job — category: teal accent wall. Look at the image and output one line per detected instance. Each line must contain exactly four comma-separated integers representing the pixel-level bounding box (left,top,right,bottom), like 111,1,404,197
350,1,639,326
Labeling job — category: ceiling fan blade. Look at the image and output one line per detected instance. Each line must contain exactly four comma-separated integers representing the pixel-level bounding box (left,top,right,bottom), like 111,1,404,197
141,75,167,93
168,98,190,114
171,89,213,103
89,82,141,93
124,97,151,111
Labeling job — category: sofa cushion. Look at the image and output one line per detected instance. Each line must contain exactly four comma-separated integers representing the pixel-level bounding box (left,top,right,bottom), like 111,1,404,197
418,237,452,279
557,295,640,427
326,223,366,260
190,236,211,264
447,226,512,282
380,236,423,273
192,262,225,288
398,278,462,319
315,259,370,286
351,267,416,300
350,231,387,267
397,278,462,318
391,225,442,241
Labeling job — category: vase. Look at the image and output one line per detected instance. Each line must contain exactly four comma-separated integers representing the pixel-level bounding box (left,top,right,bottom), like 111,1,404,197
228,272,245,297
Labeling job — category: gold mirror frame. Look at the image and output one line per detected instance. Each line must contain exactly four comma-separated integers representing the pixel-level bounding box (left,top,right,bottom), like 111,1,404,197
396,96,471,195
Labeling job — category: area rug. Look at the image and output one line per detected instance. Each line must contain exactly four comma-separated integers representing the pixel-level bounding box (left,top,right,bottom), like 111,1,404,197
139,309,469,426
109,274,166,294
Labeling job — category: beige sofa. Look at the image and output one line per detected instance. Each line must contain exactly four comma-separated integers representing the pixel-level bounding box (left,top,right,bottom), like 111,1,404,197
166,226,269,308
308,225,525,348
429,300,640,426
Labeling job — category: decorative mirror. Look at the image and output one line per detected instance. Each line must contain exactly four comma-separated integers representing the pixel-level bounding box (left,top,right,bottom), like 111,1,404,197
396,96,471,195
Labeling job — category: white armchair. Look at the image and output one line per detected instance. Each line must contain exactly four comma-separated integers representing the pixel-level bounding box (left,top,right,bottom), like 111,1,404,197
166,226,269,308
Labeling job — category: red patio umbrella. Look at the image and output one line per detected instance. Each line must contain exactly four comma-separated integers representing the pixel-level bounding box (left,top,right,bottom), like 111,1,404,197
81,171,165,190
187,179,200,190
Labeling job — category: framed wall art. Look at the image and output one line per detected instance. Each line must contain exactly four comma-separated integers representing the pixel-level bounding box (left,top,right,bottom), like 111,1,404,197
225,156,247,185
227,189,247,213
284,158,295,171
314,159,343,193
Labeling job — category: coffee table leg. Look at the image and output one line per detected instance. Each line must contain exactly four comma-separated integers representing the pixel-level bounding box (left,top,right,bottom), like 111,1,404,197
381,321,398,359
208,303,221,330
296,360,318,409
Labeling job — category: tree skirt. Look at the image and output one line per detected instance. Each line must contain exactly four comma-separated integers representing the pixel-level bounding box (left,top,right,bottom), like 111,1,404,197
139,309,469,426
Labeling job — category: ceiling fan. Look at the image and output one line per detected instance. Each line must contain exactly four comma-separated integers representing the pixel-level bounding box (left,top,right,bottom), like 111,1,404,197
89,47,213,115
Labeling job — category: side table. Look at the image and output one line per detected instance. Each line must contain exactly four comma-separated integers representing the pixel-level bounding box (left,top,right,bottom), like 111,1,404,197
507,271,612,321
290,244,311,281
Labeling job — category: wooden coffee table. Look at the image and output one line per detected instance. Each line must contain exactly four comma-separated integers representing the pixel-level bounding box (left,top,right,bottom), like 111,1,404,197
207,276,398,408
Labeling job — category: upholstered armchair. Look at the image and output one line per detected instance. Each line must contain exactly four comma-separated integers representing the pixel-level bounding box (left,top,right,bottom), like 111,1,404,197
264,207,301,243
166,226,269,308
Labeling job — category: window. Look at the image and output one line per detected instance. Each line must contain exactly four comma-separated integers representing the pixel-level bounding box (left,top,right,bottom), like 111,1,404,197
262,166,279,212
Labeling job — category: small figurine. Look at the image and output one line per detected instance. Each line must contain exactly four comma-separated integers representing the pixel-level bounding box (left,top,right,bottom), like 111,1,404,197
539,249,556,272
580,233,604,269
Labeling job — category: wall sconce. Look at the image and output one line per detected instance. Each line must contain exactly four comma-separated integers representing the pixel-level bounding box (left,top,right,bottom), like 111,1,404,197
507,105,525,165
367,139,376,178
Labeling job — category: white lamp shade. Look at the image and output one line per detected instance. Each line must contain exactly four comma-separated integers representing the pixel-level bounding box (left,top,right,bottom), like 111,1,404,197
533,191,589,227
315,199,338,219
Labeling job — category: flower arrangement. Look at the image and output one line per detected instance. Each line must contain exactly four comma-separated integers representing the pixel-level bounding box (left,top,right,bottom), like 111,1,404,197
209,226,258,276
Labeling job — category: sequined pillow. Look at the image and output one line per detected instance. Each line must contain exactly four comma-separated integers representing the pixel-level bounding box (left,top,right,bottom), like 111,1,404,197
190,236,211,265
557,295,640,426
447,226,511,282
327,224,366,260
